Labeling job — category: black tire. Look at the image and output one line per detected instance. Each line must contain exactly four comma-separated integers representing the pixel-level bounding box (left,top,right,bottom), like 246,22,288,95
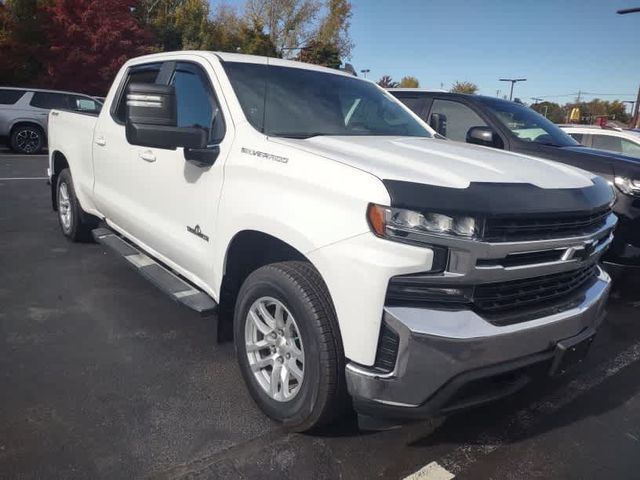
10,124,45,154
234,261,349,432
56,169,98,242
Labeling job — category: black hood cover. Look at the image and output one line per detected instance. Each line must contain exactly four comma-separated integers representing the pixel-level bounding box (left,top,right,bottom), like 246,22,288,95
383,175,613,217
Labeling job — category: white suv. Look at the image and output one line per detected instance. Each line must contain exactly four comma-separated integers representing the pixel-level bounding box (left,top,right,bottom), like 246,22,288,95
560,124,640,158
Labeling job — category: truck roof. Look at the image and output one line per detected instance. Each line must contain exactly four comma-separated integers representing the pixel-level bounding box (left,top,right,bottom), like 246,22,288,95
387,88,447,93
126,50,358,79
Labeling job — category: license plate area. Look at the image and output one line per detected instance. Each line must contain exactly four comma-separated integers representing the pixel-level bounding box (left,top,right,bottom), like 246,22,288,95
549,330,595,377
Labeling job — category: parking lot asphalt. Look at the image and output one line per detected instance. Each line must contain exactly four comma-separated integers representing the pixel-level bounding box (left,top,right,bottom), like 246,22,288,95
1,152,640,479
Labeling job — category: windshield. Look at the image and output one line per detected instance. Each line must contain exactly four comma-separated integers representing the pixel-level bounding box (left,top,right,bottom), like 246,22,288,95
477,97,578,147
222,61,431,139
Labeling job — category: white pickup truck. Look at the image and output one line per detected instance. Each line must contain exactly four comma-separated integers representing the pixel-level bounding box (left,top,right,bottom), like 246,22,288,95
48,51,616,431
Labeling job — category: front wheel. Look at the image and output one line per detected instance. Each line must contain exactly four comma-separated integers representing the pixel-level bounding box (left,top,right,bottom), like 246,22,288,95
234,261,349,431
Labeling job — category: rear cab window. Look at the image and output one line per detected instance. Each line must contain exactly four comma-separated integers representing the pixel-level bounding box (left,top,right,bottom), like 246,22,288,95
0,89,27,105
71,96,101,114
591,134,623,153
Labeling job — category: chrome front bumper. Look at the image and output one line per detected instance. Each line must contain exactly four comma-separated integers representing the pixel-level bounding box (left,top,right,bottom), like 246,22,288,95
346,267,610,419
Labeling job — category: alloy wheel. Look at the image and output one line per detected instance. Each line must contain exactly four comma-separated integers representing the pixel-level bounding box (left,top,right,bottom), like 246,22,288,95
244,296,305,402
58,182,72,231
15,129,41,153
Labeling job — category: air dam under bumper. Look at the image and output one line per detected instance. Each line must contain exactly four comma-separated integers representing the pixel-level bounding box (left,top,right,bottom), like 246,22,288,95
346,267,610,420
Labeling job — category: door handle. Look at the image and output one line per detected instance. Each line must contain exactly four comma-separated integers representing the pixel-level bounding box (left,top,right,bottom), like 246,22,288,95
139,150,156,162
95,136,106,146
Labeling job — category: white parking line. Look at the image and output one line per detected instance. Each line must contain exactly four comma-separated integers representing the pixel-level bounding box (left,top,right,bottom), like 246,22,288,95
0,177,48,180
404,461,455,480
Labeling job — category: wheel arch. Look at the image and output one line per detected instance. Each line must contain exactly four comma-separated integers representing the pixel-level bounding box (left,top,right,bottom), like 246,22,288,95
10,120,47,140
217,229,335,340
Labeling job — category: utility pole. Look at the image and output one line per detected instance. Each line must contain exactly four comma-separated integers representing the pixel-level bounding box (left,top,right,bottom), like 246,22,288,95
633,84,640,128
531,97,547,117
499,78,527,101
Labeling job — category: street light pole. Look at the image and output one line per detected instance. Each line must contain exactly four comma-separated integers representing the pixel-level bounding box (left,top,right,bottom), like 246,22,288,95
499,78,527,101
360,69,370,79
615,7,639,126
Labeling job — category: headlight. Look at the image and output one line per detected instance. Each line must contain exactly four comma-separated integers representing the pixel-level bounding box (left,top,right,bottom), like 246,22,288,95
614,176,640,196
367,204,479,242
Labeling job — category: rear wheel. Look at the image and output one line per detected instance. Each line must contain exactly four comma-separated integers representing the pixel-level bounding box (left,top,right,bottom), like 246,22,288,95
10,125,44,154
56,168,98,242
234,261,348,431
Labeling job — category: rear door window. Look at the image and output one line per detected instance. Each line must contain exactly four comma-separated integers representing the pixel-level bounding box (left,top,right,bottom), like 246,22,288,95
591,134,623,153
30,92,71,110
0,89,26,105
621,138,640,157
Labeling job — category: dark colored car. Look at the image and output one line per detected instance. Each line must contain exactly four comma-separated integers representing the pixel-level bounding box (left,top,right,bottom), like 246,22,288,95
390,90,640,269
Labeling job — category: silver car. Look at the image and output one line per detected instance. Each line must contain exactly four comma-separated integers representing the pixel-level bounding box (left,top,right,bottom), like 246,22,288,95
0,87,102,154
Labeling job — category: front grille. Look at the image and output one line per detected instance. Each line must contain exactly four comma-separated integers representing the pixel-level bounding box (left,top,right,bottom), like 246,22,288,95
386,264,600,323
473,264,598,314
484,208,611,242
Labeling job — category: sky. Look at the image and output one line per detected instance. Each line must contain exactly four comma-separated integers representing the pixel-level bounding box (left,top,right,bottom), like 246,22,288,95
214,0,639,110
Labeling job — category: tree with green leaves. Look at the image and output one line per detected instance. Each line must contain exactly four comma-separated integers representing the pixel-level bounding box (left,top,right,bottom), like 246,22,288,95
205,5,278,56
605,100,630,123
399,76,419,88
245,0,321,56
175,0,210,49
450,81,478,94
135,0,184,50
236,19,279,56
377,75,399,88
530,101,565,123
296,39,340,68
315,0,352,58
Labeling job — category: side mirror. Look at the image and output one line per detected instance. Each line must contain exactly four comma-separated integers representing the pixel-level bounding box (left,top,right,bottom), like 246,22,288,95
466,126,501,148
429,113,447,136
125,83,207,150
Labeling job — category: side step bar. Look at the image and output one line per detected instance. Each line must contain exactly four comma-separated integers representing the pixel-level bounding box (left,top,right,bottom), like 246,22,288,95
92,227,217,315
